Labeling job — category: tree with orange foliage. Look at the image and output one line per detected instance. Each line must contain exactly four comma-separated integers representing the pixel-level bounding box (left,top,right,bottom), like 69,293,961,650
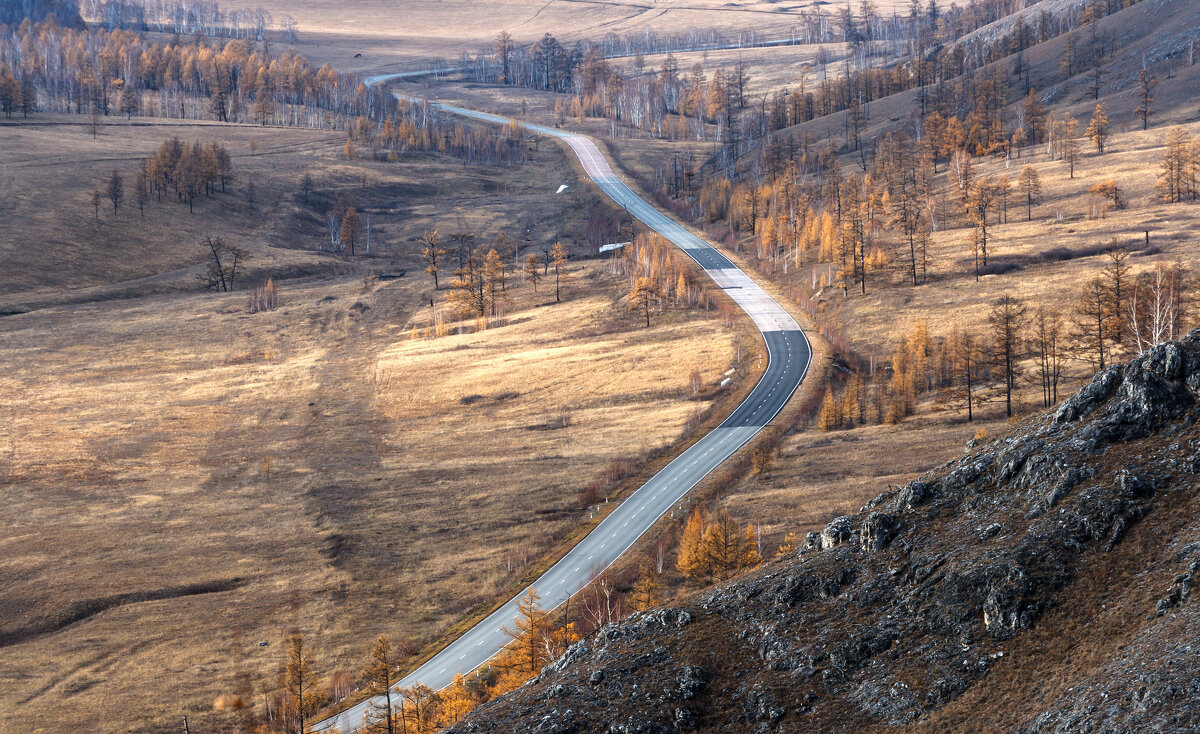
776,532,797,557
397,683,438,734
437,674,477,727
628,557,662,611
483,248,509,316
1062,118,1082,178
675,507,708,579
550,242,570,302
524,253,543,294
502,589,553,677
281,634,326,734
1085,103,1109,155
361,635,399,734
701,511,761,581
628,277,660,327
340,207,362,255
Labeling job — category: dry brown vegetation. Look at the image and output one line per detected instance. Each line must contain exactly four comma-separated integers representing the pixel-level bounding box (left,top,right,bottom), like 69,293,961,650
816,119,1200,387
691,128,1200,561
7,0,1200,730
0,112,746,733
0,114,594,309
564,0,1200,581
268,0,908,75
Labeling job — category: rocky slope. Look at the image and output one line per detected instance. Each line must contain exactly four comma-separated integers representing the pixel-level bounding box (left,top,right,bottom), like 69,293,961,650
449,333,1200,733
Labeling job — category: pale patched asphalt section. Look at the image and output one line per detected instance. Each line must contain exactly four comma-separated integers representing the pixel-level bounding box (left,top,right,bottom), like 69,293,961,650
314,98,811,734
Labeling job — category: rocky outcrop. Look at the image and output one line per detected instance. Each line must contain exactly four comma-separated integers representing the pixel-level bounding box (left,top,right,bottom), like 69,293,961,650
448,333,1200,733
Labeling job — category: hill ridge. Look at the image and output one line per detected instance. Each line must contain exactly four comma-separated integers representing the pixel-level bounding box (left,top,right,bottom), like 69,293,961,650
448,331,1200,732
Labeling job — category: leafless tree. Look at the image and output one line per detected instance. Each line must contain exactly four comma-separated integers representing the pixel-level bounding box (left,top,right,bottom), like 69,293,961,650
106,169,124,213
280,14,299,42
1128,261,1189,353
201,236,249,292
989,295,1028,418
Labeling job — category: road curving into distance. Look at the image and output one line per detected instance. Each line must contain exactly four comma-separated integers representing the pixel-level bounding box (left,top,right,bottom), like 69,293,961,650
314,96,812,734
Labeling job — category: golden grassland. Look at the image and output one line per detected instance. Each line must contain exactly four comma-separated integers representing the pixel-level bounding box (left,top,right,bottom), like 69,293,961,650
6,12,1199,727
0,113,743,733
611,42,848,98
0,265,740,734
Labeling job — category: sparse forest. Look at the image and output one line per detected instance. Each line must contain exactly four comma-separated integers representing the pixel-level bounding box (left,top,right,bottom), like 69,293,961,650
0,16,529,167
7,0,1200,732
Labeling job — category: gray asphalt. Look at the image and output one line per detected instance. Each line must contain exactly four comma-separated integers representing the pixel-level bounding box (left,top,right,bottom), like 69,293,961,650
314,100,811,734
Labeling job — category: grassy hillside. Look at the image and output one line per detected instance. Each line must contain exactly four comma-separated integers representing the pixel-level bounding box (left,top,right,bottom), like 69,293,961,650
0,113,750,733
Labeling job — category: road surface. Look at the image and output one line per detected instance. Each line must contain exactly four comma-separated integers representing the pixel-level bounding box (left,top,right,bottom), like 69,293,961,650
314,101,811,734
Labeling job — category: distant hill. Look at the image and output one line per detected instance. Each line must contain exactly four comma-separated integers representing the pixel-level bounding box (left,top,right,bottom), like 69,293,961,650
449,331,1200,731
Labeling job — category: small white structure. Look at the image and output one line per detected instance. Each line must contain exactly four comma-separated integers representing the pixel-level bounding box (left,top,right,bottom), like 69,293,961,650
599,241,630,254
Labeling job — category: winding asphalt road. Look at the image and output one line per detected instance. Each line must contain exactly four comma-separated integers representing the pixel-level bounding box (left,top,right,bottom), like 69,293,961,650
314,99,811,734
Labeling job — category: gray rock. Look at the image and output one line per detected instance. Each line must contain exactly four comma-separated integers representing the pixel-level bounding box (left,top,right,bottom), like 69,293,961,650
444,330,1200,734
898,480,932,508
820,516,853,549
860,512,897,552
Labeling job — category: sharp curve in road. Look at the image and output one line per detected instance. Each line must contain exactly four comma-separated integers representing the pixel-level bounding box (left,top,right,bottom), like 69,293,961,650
315,98,811,734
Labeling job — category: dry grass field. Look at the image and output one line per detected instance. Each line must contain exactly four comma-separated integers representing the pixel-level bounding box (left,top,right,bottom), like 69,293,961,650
0,113,746,733
612,42,849,99
271,0,908,75
820,119,1200,376
0,266,741,734
9,2,1199,730
0,114,592,311
722,412,1002,555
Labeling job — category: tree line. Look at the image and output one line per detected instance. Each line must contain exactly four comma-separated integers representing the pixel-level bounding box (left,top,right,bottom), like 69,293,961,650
690,100,1195,423
817,249,1189,431
614,233,710,328
449,0,1146,170
81,0,274,41
345,103,532,167
0,0,81,27
687,101,1197,299
0,20,377,124
85,137,234,223
0,17,521,168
